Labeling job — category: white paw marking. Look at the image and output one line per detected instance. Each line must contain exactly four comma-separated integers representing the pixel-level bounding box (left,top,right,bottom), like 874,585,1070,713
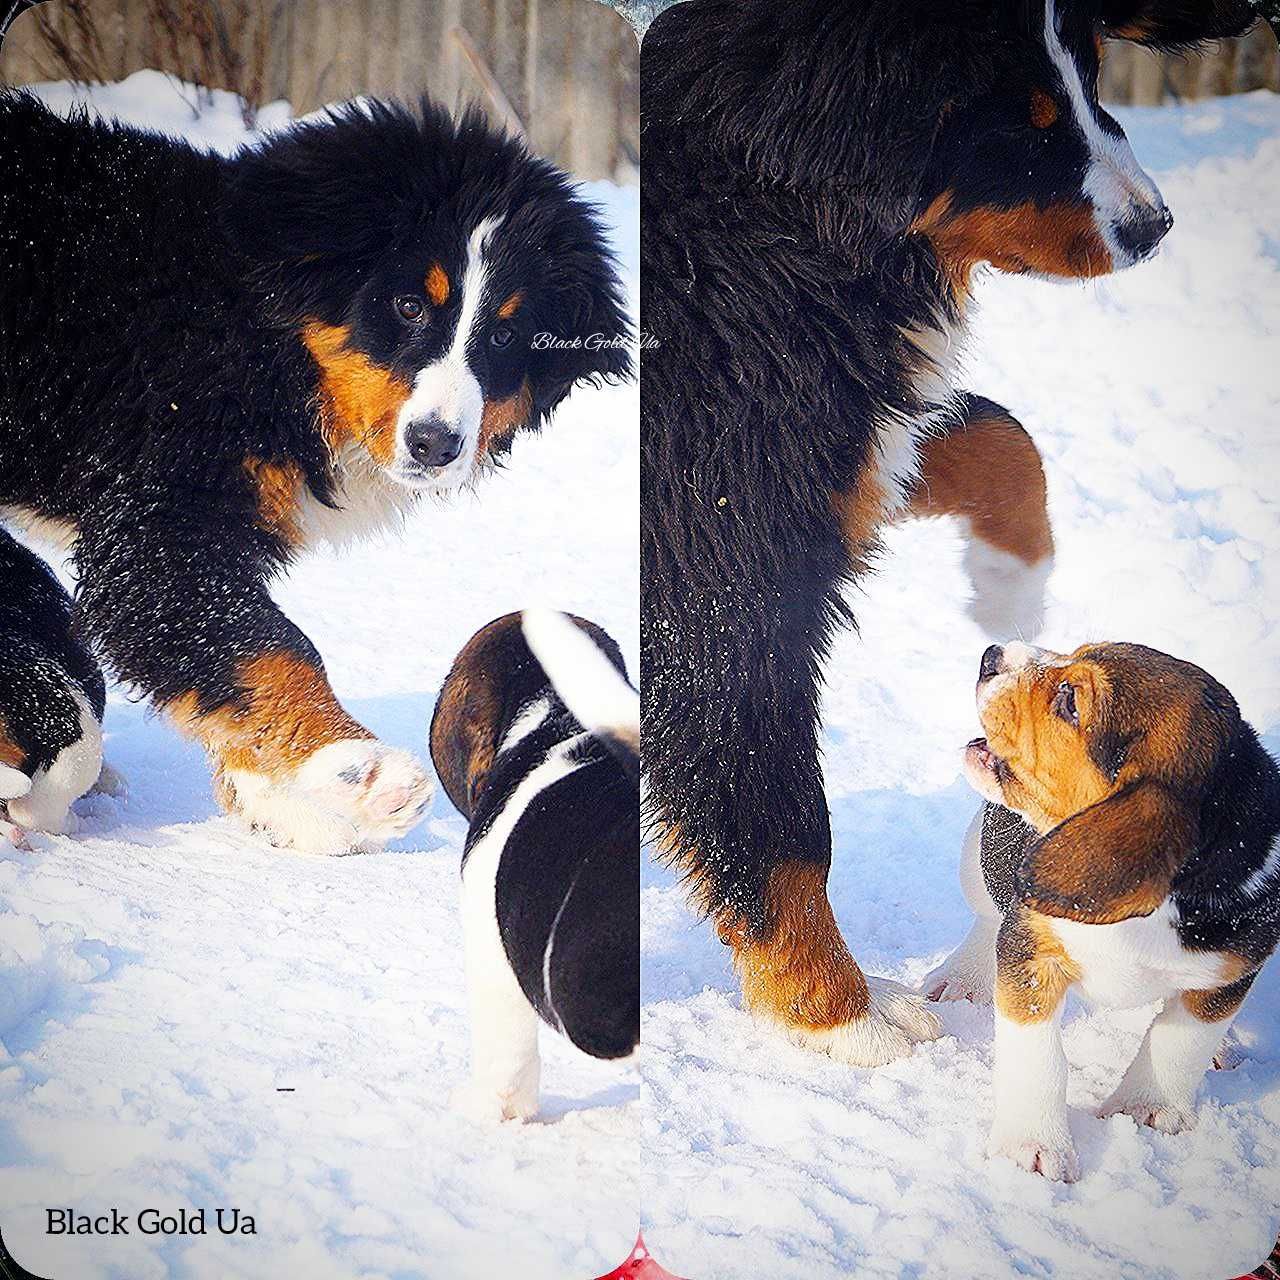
988,1132,1081,1183
90,760,128,800
1098,1093,1197,1135
452,1073,540,1125
229,739,433,854
780,976,943,1068
1,820,31,851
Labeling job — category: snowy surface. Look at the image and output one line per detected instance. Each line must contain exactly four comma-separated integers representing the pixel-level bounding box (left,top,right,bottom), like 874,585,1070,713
642,92,1280,1280
0,75,639,1280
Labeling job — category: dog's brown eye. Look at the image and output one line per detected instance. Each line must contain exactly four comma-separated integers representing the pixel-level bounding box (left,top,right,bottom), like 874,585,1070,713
1030,89,1060,130
395,295,425,322
1052,681,1078,726
490,323,515,350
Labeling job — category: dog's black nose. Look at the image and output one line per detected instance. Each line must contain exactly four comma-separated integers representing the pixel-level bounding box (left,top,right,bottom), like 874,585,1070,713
979,645,1003,683
405,418,464,469
1115,203,1173,262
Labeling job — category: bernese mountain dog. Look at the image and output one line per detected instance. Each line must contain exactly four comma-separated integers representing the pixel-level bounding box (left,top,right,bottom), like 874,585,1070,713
0,93,630,854
430,610,638,1122
930,640,1280,1181
641,0,1258,1065
0,527,123,846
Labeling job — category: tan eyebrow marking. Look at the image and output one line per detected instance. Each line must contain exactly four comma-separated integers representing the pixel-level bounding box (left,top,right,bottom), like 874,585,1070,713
497,291,524,320
426,263,451,307
1030,89,1060,129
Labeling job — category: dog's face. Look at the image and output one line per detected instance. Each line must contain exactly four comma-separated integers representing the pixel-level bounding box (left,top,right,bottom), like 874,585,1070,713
965,640,1238,835
224,100,631,496
917,0,1255,282
647,0,1254,274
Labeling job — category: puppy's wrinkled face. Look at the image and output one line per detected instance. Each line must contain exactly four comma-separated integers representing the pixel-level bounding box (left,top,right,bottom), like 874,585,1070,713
964,640,1237,833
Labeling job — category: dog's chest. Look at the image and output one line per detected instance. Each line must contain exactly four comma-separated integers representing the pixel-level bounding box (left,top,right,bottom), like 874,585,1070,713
1049,903,1233,1008
873,315,969,512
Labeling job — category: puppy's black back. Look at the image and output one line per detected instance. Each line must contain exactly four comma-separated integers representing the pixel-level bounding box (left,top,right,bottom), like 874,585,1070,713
0,528,105,770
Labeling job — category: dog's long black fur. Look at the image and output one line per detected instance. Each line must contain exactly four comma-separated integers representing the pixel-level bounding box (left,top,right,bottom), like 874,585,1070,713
0,93,628,801
640,0,1256,980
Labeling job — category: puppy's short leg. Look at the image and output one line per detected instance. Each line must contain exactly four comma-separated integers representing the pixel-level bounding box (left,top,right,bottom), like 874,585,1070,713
88,759,128,800
456,847,541,1123
924,809,999,1003
1100,976,1255,1134
988,910,1079,1181
6,693,102,836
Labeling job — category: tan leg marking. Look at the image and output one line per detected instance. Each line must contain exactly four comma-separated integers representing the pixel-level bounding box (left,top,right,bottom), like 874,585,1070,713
302,321,411,467
995,910,1080,1024
0,714,25,771
724,861,872,1031
904,409,1053,566
169,653,372,790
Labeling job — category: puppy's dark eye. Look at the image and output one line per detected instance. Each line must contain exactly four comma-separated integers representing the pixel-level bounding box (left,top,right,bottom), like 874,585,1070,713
1052,681,1078,727
490,323,516,350
394,296,425,322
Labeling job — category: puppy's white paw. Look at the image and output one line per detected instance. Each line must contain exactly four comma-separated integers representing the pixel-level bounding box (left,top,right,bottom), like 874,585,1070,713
988,1130,1080,1182
229,739,433,854
1213,1028,1246,1071
784,977,943,1067
1,820,31,851
1099,1092,1197,1135
453,1076,540,1124
90,760,128,800
922,956,994,1004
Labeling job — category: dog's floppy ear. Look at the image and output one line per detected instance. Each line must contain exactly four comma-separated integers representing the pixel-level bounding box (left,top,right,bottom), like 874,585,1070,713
527,206,633,427
1016,780,1196,924
220,100,424,322
1098,0,1258,46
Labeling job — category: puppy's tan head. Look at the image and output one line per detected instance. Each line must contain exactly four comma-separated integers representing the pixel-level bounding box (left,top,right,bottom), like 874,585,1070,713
964,641,1240,922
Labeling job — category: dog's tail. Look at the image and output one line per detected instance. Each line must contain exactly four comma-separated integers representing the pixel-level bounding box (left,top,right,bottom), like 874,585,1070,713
0,765,32,801
521,609,639,784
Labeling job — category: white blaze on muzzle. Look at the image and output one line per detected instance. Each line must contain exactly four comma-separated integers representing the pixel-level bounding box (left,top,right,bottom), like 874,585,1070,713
391,213,505,493
1042,0,1172,269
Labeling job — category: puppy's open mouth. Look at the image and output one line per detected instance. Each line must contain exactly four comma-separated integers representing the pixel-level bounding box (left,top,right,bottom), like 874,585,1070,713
965,736,1003,778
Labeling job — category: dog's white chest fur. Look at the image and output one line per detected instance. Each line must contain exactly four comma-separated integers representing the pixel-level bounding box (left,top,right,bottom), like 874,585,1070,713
1049,903,1233,1009
874,314,969,513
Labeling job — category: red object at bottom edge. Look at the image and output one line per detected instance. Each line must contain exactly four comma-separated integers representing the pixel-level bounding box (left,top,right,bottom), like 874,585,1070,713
596,1234,685,1280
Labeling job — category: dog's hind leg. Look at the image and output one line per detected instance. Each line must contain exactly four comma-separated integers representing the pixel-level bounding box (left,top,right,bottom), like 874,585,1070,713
73,509,432,854
902,395,1054,639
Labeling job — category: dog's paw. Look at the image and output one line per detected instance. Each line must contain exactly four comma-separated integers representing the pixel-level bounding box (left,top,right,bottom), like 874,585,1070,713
452,1077,540,1124
1213,1028,1246,1071
784,977,943,1067
988,1130,1080,1182
90,760,128,800
921,957,994,1004
1,820,31,851
229,739,433,854
1099,1092,1197,1135
299,740,433,845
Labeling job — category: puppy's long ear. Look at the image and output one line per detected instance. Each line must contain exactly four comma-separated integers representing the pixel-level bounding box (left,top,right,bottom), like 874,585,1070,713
1098,0,1258,46
1016,781,1196,924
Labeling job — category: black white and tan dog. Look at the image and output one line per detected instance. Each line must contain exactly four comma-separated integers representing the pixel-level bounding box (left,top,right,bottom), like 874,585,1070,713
927,640,1280,1181
0,93,630,854
0,528,123,847
430,610,638,1121
641,0,1257,1066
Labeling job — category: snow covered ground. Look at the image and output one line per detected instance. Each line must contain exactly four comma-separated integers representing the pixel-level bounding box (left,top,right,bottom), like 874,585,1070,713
641,92,1280,1280
0,75,639,1280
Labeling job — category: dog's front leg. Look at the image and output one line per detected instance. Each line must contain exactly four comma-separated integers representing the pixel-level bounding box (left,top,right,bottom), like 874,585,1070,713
74,510,432,853
988,909,1079,1181
1100,976,1256,1134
